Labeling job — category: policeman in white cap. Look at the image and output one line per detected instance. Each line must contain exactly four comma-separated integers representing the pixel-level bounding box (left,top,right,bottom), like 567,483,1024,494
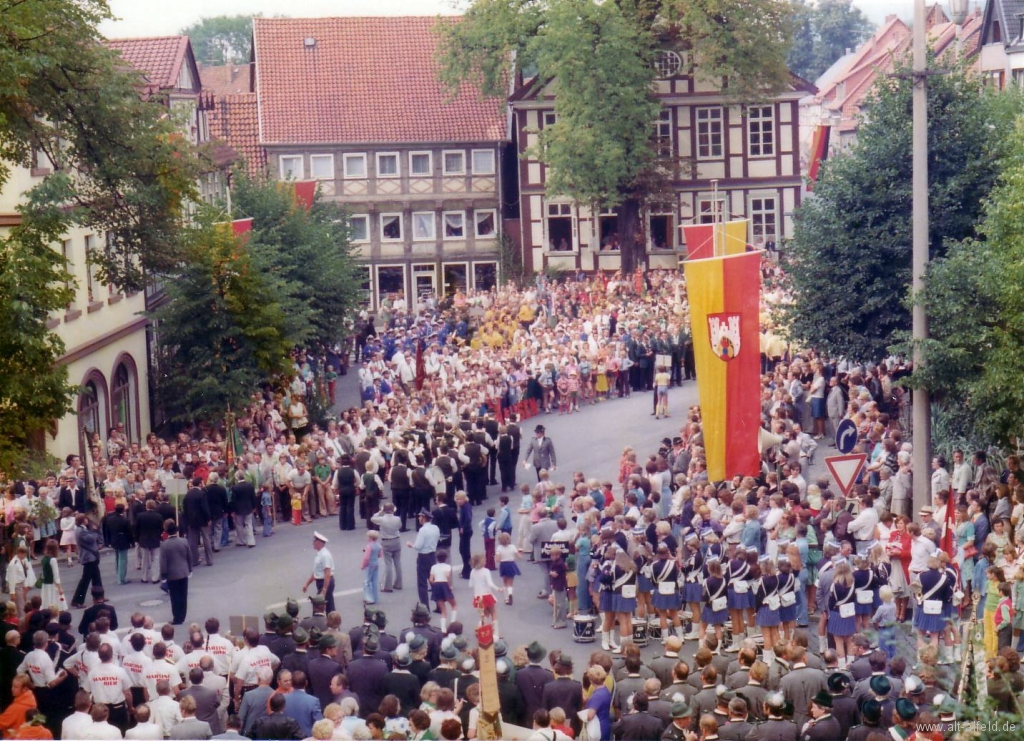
303,532,335,613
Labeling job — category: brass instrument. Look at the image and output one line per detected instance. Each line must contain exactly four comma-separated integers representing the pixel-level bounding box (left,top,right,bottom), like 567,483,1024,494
954,591,982,700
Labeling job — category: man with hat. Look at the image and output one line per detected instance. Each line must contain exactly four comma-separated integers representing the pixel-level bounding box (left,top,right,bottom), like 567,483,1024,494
408,510,440,606
661,703,697,741
281,627,311,677
516,641,554,725
269,614,297,661
300,595,328,634
347,631,388,715
890,698,918,740
801,691,840,741
718,697,754,741
400,604,441,666
746,692,798,741
302,532,335,614
523,425,557,480
305,634,343,712
542,653,582,731
382,643,421,714
258,611,279,648
826,671,859,739
846,699,883,741
496,658,525,727
864,674,895,729
428,638,461,690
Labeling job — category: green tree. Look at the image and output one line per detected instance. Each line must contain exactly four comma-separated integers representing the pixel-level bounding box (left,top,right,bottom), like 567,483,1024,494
782,61,1021,362
438,0,795,273
152,213,295,425
180,15,256,66
907,117,1024,448
231,175,360,347
788,0,874,82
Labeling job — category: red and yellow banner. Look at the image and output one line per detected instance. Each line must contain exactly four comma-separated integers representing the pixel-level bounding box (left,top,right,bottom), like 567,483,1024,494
807,124,831,191
684,250,762,481
682,220,749,260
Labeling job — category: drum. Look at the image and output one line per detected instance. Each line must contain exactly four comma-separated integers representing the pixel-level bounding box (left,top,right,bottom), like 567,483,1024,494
648,621,663,642
573,615,596,643
631,617,649,647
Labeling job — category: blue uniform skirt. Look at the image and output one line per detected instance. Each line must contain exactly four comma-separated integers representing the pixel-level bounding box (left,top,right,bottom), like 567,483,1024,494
854,595,874,616
613,594,638,614
913,608,946,634
652,590,682,611
638,574,654,594
499,561,521,579
827,610,857,636
431,582,455,602
756,605,781,627
683,581,703,603
702,605,729,625
778,601,798,623
728,586,754,610
600,590,615,613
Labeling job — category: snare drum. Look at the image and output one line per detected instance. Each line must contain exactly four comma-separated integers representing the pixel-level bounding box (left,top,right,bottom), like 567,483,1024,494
631,617,649,647
648,621,663,642
573,614,596,643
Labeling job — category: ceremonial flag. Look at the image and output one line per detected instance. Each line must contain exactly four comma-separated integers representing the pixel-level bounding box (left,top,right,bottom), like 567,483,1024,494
683,250,762,481
682,220,749,260
807,124,831,191
941,485,956,559
275,181,317,211
414,339,426,391
231,218,253,237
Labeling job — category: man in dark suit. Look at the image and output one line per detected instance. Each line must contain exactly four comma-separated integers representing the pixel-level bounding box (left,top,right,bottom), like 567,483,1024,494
160,521,193,625
78,587,117,637
134,500,165,584
515,641,553,725
542,655,582,732
482,415,500,485
507,416,521,489
306,635,343,711
252,693,301,740
204,474,229,552
230,472,257,547
345,633,387,718
156,493,177,525
103,504,134,585
522,426,557,481
183,477,214,567
612,694,665,741
182,666,223,735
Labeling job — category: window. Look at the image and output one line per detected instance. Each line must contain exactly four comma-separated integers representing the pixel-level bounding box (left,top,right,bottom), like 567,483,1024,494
542,112,558,127
112,362,135,443
696,107,724,159
599,207,618,250
698,197,727,225
443,263,468,296
349,215,369,242
475,210,497,238
443,212,466,239
412,212,436,241
61,240,74,308
309,154,335,180
376,266,406,308
279,155,303,180
343,153,367,179
654,50,684,79
380,213,403,241
750,196,778,242
649,214,674,250
546,203,573,251
472,149,495,175
84,235,96,302
357,266,372,308
443,150,465,175
376,152,400,177
747,105,775,157
473,262,498,291
79,380,103,437
410,151,433,176
655,109,672,157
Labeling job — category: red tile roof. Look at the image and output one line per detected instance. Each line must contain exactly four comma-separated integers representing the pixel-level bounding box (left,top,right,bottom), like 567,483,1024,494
105,36,192,91
252,16,507,145
201,64,254,96
209,93,267,178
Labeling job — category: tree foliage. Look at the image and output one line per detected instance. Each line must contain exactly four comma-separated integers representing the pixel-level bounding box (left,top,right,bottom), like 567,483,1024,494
179,15,257,67
787,0,874,83
1,0,200,293
782,60,1022,362
438,0,794,273
908,117,1024,448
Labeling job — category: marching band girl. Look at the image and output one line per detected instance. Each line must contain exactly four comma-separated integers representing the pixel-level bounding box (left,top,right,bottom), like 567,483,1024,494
611,549,639,654
702,556,729,644
651,543,683,641
755,555,782,666
726,547,754,651
827,560,857,668
682,533,704,641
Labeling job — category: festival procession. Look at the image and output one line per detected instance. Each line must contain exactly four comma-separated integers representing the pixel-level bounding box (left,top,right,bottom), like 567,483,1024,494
4,0,1024,738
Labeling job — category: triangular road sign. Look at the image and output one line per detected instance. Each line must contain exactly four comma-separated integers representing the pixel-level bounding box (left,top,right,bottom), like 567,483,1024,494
825,453,867,497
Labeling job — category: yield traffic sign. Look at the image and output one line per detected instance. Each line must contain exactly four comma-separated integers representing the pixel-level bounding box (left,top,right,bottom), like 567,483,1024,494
825,453,867,497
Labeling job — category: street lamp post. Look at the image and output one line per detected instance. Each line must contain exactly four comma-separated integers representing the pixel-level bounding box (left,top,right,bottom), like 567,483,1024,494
911,0,968,515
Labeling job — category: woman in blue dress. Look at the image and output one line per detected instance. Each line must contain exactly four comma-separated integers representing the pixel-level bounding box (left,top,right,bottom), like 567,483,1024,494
651,544,682,641
575,527,593,614
635,540,654,621
777,557,798,640
597,540,618,652
583,664,613,739
827,560,857,668
681,534,704,640
755,555,782,665
852,554,876,633
611,549,638,653
702,557,729,643
726,550,753,652
913,555,952,654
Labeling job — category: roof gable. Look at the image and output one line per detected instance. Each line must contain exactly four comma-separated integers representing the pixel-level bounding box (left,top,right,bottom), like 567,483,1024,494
252,16,507,145
209,93,266,178
201,63,253,96
105,36,199,93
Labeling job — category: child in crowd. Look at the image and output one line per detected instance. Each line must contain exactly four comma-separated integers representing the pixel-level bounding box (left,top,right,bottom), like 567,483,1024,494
261,482,275,537
59,508,77,566
873,585,897,660
996,581,1014,651
481,508,497,571
469,553,503,636
496,532,521,605
361,530,381,605
430,549,457,632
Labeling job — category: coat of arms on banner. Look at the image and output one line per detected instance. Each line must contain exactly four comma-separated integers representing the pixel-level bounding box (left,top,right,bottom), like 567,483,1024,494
708,313,741,361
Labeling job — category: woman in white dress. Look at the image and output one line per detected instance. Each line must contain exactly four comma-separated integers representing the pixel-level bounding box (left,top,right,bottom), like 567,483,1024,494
39,540,66,612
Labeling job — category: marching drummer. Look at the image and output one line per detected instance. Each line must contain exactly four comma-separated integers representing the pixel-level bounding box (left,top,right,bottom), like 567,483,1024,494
651,543,683,641
610,549,639,654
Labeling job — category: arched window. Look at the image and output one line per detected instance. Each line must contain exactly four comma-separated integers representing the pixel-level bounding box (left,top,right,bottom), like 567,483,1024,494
111,362,134,443
79,381,101,438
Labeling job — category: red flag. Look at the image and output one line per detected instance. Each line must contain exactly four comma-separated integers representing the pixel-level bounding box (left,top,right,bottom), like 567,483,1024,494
807,125,831,191
293,181,316,211
682,224,715,261
231,218,253,236
414,340,426,391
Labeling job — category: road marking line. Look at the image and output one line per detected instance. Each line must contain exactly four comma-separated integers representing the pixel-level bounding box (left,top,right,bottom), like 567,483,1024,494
265,588,363,611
